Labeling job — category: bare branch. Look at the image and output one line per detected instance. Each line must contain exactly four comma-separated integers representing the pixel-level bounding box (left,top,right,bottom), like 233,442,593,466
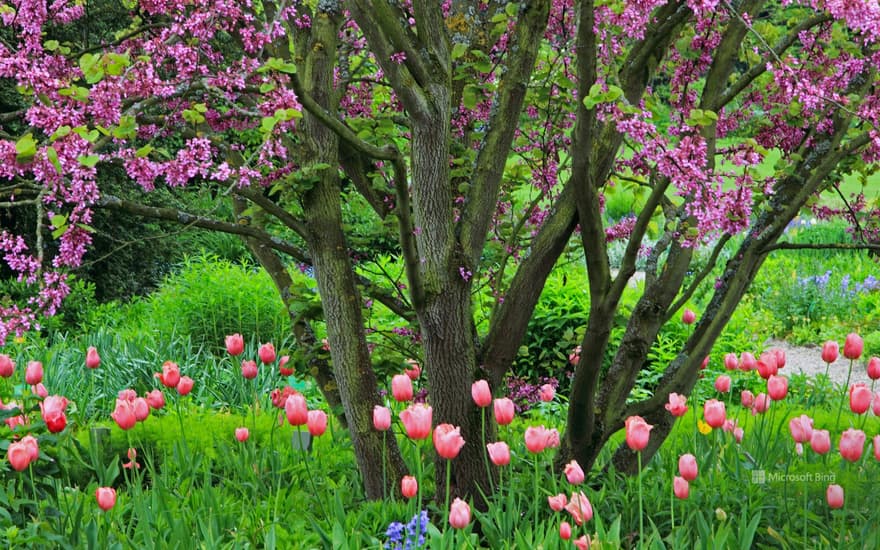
762,241,880,253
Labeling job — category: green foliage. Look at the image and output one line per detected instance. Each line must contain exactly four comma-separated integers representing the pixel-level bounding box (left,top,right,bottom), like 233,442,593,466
144,254,290,353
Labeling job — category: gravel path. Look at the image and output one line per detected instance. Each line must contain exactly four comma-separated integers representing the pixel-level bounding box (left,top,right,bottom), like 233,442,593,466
765,339,873,388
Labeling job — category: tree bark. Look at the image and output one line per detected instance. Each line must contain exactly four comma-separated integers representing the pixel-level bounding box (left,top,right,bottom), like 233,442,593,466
298,5,407,500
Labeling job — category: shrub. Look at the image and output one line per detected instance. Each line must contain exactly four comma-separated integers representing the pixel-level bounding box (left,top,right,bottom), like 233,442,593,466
144,254,290,353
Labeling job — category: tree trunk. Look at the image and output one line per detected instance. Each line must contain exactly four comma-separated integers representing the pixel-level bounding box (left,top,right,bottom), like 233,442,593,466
298,7,407,500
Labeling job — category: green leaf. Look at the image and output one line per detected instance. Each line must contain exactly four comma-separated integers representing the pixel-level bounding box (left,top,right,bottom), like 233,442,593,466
261,57,298,74
44,40,59,51
15,134,37,160
451,42,468,60
50,214,68,229
76,223,96,233
77,155,100,167
112,115,137,139
182,109,206,124
505,2,518,16
192,102,208,113
46,146,62,174
51,226,67,240
79,53,104,84
50,126,72,142
260,116,278,134
462,85,479,110
259,82,276,93
135,144,154,158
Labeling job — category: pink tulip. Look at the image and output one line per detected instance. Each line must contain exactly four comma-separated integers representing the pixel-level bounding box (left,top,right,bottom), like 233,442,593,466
874,392,880,417
176,376,194,396
373,405,391,431
258,342,276,364
20,435,38,462
733,427,744,443
284,393,308,426
132,397,150,421
810,429,831,454
564,460,585,485
307,410,328,437
752,393,770,414
756,353,778,379
703,399,726,428
449,498,471,529
673,476,689,499
41,395,68,433
524,425,549,453
493,398,515,425
826,484,844,509
701,356,710,370
86,347,101,369
32,383,48,398
723,353,738,371
574,536,590,550
625,415,653,451
565,491,593,525
391,374,414,402
235,427,249,442
682,308,696,324
0,354,14,377
538,383,555,402
241,360,258,380
487,442,510,466
714,375,731,393
404,359,421,380
123,447,140,470
278,355,293,376
788,414,813,443
548,493,567,512
678,454,698,481
225,333,244,356
665,393,688,417
849,383,872,414
773,348,786,369
25,361,43,385
157,361,180,388
146,389,165,409
767,375,788,401
569,346,582,366
95,487,117,511
843,333,863,360
433,424,465,459
118,389,137,402
740,390,755,408
401,475,417,498
471,380,492,407
111,400,137,430
399,403,432,439
7,440,33,471
739,352,757,371
839,428,866,462
821,341,839,364
545,428,561,449
867,357,880,380
874,435,880,461
560,521,572,540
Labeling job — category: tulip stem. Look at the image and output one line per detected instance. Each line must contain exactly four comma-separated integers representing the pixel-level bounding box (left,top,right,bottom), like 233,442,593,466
533,454,540,527
637,451,644,548
802,467,808,546
382,430,387,500
300,447,327,520
444,459,452,529
414,439,423,524
481,408,494,495
670,480,675,531
834,359,854,431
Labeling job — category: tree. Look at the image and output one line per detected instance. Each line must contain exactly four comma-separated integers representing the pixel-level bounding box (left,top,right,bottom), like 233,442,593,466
2,0,879,501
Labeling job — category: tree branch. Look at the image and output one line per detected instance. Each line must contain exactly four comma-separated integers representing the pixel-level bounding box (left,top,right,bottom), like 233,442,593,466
458,0,551,266
96,194,309,260
233,186,309,237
